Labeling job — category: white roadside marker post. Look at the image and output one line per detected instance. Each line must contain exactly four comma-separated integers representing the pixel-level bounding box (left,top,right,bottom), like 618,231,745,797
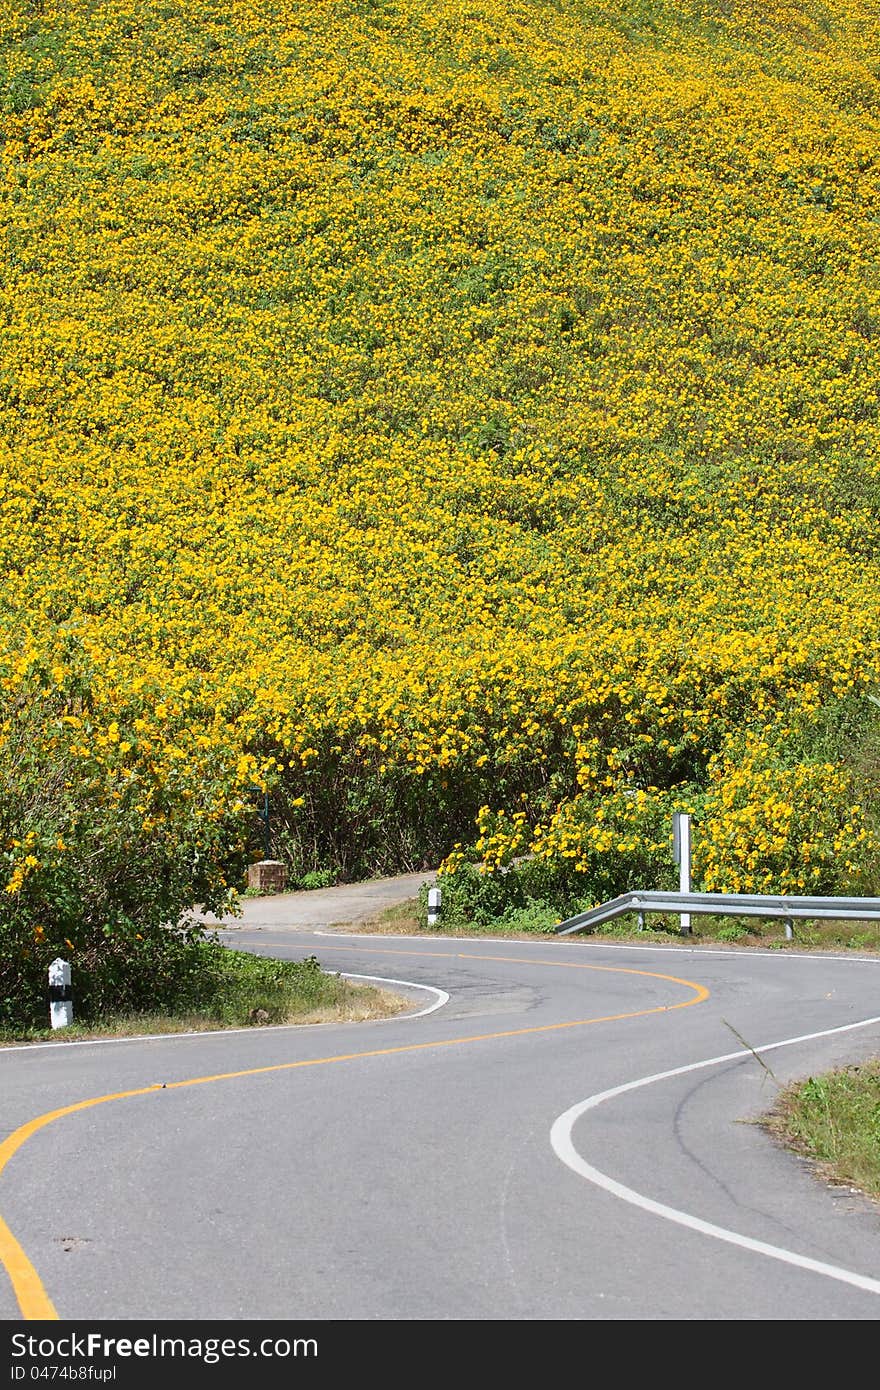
427,885,442,928
48,958,73,1029
672,812,692,936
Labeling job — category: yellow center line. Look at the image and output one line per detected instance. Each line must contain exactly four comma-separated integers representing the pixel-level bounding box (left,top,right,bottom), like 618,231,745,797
0,960,709,1320
308,942,711,997
305,941,712,991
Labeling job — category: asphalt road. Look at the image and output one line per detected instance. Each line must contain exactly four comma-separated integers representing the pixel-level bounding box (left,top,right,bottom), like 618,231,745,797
2,899,880,1321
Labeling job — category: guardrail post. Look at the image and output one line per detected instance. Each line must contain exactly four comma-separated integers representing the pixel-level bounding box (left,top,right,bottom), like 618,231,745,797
784,918,794,941
48,958,73,1029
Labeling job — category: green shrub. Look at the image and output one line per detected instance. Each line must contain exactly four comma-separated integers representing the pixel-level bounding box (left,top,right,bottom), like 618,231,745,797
0,659,251,1029
297,868,336,890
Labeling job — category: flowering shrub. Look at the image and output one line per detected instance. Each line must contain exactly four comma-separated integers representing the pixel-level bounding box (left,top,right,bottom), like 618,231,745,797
0,647,257,1025
1,0,879,977
695,732,878,895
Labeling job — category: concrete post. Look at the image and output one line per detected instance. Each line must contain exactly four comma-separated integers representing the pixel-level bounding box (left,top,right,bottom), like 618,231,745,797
427,886,441,927
48,958,73,1029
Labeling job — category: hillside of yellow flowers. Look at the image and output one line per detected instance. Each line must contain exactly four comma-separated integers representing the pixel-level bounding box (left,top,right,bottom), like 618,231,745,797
2,0,880,988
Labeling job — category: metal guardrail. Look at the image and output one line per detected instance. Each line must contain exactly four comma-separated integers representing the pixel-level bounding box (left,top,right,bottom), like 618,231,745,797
555,890,880,940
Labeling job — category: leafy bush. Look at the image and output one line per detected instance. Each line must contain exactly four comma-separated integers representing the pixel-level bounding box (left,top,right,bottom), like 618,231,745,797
296,868,336,891
716,923,748,943
0,654,254,1029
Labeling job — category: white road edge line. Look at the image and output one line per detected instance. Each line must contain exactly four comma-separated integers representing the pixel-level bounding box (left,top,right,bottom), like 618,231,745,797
337,974,449,1019
313,929,880,963
550,1014,880,1296
0,976,449,1053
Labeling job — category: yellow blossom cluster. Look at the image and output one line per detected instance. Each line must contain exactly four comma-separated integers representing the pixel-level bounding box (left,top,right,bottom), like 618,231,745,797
695,734,878,894
2,0,880,892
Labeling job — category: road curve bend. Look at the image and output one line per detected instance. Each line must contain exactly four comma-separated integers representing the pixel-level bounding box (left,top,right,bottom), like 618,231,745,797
1,930,879,1320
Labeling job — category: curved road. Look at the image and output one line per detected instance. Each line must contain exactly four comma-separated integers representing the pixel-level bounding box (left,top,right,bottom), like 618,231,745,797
2,896,880,1320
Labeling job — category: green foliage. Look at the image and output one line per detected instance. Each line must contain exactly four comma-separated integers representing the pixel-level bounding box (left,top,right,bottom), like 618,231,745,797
195,949,346,1025
5,73,41,114
716,923,748,942
417,880,559,934
0,659,251,1029
493,900,559,933
423,858,592,930
296,868,336,890
0,946,355,1037
418,865,518,928
272,752,521,882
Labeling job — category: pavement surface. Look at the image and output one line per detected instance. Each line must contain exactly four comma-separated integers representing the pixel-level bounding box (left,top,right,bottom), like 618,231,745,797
195,870,435,933
2,883,880,1322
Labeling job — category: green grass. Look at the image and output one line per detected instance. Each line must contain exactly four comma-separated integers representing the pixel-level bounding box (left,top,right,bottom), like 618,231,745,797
0,947,405,1043
354,896,564,936
594,913,880,950
358,898,880,951
765,1062,880,1202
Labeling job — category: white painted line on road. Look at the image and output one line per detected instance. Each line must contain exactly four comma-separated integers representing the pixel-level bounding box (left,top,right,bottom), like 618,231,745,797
310,934,500,945
0,978,448,1052
550,1013,880,1297
338,974,449,1018
315,929,880,964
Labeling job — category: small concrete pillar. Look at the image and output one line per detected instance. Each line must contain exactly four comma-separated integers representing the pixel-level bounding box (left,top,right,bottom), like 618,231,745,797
48,958,73,1028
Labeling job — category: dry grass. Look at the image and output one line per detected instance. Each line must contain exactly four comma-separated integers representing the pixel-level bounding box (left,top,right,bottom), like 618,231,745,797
335,899,423,935
282,984,411,1025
